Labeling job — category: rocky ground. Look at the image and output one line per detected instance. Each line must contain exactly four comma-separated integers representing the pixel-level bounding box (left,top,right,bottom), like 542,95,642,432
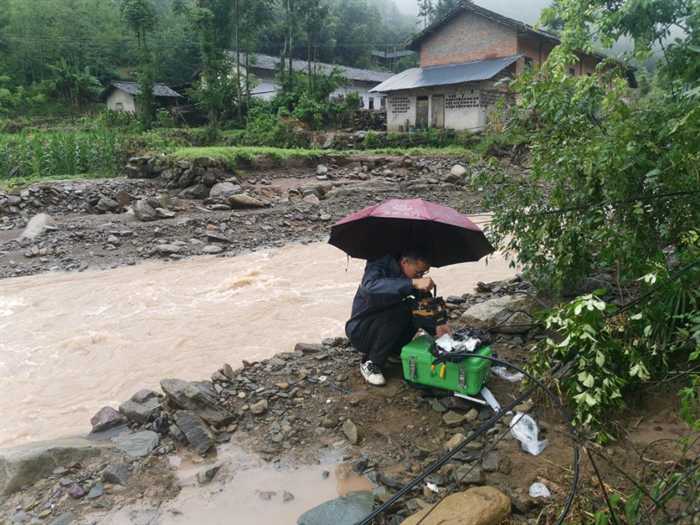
1,274,693,525
0,155,486,280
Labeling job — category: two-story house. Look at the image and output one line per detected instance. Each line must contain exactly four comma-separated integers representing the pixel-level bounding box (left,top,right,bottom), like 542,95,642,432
371,1,607,132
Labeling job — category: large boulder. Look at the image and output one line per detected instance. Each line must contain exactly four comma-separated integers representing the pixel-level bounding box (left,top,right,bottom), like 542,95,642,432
160,379,234,425
209,182,242,201
401,486,511,525
133,199,158,222
460,295,537,334
297,491,374,525
19,213,54,241
172,410,214,456
119,389,161,424
0,438,109,495
228,193,266,209
451,164,468,177
90,406,127,433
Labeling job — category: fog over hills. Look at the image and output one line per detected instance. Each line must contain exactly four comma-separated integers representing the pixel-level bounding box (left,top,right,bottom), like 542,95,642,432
394,0,552,24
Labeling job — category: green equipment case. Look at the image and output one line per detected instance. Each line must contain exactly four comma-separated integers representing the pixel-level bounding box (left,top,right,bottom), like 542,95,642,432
401,335,492,396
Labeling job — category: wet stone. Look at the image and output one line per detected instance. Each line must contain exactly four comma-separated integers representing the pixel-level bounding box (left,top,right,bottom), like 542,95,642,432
444,433,465,451
173,410,214,456
342,419,359,445
430,398,447,413
113,430,160,458
160,379,234,425
452,465,483,486
297,491,374,525
197,464,221,485
119,394,160,425
90,407,126,433
482,451,500,472
68,483,86,499
250,399,268,415
102,463,130,486
11,510,30,523
48,514,76,525
87,482,104,499
442,411,467,427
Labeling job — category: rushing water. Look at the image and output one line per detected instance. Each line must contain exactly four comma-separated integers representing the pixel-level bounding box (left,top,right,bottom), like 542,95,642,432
0,234,515,448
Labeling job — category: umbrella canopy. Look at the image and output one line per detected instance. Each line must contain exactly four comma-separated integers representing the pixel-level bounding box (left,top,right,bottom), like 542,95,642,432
329,198,494,267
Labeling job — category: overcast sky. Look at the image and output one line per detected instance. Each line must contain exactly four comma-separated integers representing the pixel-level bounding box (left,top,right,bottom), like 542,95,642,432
394,0,551,24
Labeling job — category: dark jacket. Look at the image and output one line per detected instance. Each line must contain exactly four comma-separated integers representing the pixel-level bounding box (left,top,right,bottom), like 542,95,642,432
345,255,414,338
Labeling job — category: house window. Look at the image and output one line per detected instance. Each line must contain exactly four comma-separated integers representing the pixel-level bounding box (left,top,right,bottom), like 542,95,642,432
369,97,375,110
115,102,124,111
524,57,534,70
569,67,576,76
380,97,386,110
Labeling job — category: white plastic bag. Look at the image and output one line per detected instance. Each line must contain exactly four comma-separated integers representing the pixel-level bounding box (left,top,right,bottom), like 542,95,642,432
480,387,502,413
529,482,551,498
491,366,524,383
509,412,548,456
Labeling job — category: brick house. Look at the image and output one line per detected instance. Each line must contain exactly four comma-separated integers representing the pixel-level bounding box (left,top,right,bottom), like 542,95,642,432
371,1,606,132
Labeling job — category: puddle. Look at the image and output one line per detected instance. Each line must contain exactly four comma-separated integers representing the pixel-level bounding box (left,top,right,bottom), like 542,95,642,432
90,446,374,525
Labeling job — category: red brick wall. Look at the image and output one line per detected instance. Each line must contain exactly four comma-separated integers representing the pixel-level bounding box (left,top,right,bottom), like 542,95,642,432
516,34,601,76
420,11,518,68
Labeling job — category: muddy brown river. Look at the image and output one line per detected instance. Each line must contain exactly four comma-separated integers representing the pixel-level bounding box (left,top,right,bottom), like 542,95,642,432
0,234,515,449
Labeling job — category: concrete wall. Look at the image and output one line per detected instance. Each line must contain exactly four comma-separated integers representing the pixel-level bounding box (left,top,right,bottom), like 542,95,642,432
386,83,488,132
420,11,518,67
106,90,136,113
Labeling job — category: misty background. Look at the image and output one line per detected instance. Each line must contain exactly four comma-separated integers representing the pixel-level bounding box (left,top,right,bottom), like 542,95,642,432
394,0,552,24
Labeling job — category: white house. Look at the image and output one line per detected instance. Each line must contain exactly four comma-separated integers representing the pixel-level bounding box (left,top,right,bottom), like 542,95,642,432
233,53,393,111
105,81,182,113
371,1,609,132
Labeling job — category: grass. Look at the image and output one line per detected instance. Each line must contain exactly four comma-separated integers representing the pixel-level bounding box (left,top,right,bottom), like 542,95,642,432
170,145,474,168
0,172,112,192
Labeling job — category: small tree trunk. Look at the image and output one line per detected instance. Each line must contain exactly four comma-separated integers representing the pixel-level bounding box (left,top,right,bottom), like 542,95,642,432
235,0,242,121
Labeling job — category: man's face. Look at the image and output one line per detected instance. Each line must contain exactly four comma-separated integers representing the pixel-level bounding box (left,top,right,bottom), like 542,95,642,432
401,258,430,279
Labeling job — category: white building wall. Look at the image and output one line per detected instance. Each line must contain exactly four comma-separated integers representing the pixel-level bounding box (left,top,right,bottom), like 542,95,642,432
106,90,136,113
387,93,416,131
386,83,491,132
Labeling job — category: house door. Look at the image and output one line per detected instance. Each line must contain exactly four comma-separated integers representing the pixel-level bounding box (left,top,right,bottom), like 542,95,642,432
416,97,429,129
431,95,445,128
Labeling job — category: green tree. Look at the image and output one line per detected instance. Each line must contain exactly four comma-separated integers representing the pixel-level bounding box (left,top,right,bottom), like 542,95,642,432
121,0,158,129
192,0,237,127
478,0,700,441
418,0,434,28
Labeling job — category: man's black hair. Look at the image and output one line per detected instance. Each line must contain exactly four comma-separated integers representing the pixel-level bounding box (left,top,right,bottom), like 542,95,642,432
400,249,431,265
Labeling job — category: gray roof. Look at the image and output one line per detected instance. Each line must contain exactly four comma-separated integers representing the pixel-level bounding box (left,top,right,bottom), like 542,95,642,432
370,55,520,93
408,1,560,51
372,50,415,60
111,81,182,98
233,53,393,84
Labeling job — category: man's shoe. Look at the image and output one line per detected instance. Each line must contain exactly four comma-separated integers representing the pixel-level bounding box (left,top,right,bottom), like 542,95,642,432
360,361,386,386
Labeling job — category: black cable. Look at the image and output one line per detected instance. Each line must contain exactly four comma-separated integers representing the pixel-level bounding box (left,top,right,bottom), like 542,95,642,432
586,447,622,525
415,409,519,525
356,355,581,525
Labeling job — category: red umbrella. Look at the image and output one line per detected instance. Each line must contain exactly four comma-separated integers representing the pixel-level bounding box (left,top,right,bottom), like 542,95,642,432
329,198,494,267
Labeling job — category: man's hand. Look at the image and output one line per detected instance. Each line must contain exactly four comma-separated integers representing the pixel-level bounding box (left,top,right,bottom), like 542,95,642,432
412,277,435,292
436,324,452,338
